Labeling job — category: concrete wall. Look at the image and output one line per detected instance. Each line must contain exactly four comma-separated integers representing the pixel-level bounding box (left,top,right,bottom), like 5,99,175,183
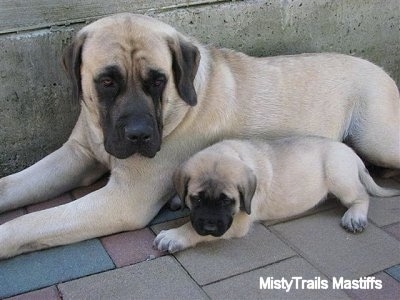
1,0,399,177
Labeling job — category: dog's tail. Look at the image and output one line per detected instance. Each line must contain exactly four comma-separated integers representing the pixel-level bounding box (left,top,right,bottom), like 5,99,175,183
358,160,400,197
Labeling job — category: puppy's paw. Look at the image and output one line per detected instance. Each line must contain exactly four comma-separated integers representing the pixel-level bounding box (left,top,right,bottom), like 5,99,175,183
153,229,188,253
341,209,368,233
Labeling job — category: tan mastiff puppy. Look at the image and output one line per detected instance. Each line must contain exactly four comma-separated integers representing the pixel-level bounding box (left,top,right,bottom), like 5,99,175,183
0,13,399,259
154,137,400,252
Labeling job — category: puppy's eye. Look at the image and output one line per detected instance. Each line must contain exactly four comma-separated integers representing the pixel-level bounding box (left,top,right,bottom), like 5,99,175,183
223,198,233,206
101,78,114,88
190,195,201,205
220,193,233,206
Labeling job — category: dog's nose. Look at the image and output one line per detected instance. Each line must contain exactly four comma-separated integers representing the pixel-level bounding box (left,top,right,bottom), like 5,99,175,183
124,124,152,144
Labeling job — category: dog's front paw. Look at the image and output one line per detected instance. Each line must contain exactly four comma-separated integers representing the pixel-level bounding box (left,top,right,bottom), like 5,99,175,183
153,229,188,253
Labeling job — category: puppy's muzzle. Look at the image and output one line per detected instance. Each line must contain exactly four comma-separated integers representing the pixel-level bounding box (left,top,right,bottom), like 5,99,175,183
201,219,219,233
192,216,233,237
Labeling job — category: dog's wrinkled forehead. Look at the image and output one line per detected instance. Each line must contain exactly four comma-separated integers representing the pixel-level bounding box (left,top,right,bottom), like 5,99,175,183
81,13,177,37
80,14,176,74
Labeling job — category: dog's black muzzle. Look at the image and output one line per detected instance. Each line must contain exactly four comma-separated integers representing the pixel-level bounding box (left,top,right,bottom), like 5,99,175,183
104,115,161,159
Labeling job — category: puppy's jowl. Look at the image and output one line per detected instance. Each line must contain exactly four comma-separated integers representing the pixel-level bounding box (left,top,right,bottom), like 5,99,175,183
154,137,400,253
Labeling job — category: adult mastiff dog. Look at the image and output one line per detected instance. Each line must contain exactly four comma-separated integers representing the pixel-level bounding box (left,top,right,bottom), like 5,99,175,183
0,13,399,259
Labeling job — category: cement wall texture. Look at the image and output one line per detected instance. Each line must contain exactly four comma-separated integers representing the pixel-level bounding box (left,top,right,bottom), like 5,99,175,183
1,0,399,177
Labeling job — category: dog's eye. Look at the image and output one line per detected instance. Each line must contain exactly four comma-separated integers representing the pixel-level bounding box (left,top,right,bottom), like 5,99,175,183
101,78,114,88
152,77,166,87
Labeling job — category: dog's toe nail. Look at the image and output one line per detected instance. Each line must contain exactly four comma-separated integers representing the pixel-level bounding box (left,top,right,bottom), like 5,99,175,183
342,217,367,233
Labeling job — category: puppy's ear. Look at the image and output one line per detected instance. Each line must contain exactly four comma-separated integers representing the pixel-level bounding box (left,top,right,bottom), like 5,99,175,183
173,166,190,210
238,166,257,215
168,37,200,106
62,34,86,102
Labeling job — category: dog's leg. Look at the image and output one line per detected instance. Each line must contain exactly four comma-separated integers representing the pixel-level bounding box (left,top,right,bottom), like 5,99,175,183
154,213,252,253
0,140,107,213
348,82,400,171
0,173,158,259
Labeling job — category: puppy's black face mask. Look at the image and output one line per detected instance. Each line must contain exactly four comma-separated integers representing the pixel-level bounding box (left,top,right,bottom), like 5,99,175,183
189,191,236,237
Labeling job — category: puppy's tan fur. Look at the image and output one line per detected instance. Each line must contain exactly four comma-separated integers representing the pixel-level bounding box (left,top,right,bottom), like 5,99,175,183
154,137,400,252
0,14,399,259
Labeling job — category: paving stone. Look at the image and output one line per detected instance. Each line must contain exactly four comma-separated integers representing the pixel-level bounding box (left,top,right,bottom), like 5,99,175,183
26,193,74,213
154,221,295,286
271,208,400,279
346,271,400,300
151,216,190,234
385,265,400,282
367,178,400,227
372,177,400,189
383,222,400,240
203,257,350,300
5,286,60,300
149,205,190,225
0,209,25,225
101,228,163,268
58,256,208,300
0,239,114,298
71,176,109,199
368,195,400,227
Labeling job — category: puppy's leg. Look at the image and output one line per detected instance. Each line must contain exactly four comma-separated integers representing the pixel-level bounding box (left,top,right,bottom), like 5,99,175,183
326,153,369,233
340,199,369,233
0,140,107,213
332,181,369,233
154,213,252,253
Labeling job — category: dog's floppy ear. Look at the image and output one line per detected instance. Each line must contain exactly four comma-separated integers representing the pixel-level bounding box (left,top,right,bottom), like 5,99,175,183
62,34,86,102
168,37,200,106
238,166,257,215
173,166,190,210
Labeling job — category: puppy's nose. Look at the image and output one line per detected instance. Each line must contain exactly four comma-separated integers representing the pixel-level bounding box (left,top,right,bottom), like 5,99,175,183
124,124,152,144
203,220,218,232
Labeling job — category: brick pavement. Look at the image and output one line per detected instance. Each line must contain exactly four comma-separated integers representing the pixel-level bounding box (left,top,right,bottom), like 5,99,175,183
1,176,399,299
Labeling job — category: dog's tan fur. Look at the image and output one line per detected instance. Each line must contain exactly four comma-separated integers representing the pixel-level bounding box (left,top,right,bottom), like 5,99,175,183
154,137,400,252
0,13,399,259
